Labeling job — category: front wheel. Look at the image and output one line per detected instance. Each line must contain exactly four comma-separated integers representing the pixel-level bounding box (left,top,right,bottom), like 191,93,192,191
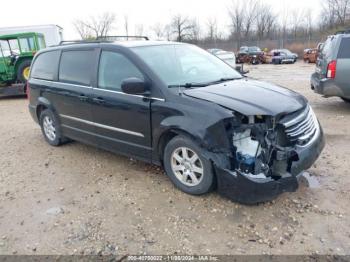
163,136,215,195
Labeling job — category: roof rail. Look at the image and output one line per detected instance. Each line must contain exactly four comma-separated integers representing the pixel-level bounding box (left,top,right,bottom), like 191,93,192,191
58,40,111,45
57,36,149,46
97,35,149,41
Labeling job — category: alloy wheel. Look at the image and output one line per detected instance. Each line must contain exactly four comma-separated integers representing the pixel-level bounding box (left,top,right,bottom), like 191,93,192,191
43,115,56,141
170,147,204,187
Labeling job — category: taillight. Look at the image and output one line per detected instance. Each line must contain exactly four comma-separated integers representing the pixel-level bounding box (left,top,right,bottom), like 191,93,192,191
327,60,337,79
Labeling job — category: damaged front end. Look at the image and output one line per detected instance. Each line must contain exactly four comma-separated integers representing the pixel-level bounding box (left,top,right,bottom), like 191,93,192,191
214,105,325,204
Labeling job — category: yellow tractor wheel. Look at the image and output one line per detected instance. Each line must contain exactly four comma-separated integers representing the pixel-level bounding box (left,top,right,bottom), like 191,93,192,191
23,67,30,80
17,60,32,83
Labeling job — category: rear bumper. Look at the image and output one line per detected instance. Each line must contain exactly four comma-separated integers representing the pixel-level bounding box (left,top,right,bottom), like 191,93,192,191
311,72,345,97
29,104,39,124
215,125,325,204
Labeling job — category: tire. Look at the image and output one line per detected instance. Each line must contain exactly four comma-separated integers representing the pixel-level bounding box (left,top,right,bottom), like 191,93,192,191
341,97,350,103
163,135,215,195
39,109,66,146
17,60,32,83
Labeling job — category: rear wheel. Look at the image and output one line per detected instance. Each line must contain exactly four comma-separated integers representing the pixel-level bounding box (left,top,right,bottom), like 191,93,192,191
39,109,66,146
163,136,214,195
341,97,350,103
17,60,32,83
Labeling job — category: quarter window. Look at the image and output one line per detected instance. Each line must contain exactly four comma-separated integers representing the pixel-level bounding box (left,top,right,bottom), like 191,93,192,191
337,38,350,59
31,51,60,80
59,50,95,86
98,51,143,91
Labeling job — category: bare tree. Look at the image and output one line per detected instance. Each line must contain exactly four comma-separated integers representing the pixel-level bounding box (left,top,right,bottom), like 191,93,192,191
243,0,259,38
170,14,194,42
227,0,245,48
73,13,116,39
333,0,350,25
206,17,218,41
189,19,201,42
305,9,313,45
124,15,129,38
135,24,144,36
152,23,164,39
164,24,173,41
255,3,276,40
279,7,289,47
290,9,305,39
74,21,93,40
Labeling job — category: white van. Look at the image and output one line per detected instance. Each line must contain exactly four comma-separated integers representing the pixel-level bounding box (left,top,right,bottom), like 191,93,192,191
0,24,63,46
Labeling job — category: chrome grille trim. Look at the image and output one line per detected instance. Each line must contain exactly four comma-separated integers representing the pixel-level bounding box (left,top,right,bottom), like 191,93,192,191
282,106,319,146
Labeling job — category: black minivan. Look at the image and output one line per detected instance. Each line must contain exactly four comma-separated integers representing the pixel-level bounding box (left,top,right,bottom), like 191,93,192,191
28,40,325,204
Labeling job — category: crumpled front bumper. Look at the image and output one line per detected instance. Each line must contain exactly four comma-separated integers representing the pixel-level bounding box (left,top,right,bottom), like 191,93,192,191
215,125,325,205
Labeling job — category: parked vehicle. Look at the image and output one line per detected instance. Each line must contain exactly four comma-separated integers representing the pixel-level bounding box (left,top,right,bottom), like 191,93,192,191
207,48,223,55
303,48,318,63
269,50,296,64
311,33,350,103
0,25,63,46
214,50,236,68
28,39,324,204
0,32,46,85
279,49,298,62
236,46,266,64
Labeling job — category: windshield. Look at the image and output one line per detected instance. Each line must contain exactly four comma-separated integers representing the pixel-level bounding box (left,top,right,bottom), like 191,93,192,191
132,44,242,86
248,47,261,52
281,49,292,54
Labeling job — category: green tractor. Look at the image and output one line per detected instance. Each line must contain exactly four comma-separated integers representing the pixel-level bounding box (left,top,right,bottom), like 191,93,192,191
0,32,46,86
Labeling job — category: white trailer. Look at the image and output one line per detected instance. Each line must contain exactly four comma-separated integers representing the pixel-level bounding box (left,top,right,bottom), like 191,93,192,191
0,24,63,46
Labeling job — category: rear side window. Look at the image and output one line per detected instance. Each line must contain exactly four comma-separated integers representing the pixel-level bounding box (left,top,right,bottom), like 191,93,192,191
321,37,336,58
59,50,95,86
31,51,60,80
98,51,144,91
337,38,350,59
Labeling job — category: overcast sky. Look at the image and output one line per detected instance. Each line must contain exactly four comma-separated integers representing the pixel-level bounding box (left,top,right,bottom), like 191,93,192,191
2,0,322,39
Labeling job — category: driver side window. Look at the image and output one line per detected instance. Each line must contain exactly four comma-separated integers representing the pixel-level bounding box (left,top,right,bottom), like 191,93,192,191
98,51,144,91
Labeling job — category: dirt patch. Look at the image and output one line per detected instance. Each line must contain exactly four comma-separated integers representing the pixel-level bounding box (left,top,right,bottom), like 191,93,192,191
0,62,349,255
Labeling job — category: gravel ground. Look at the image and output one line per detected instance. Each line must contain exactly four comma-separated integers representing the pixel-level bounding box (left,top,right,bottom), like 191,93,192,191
0,62,349,256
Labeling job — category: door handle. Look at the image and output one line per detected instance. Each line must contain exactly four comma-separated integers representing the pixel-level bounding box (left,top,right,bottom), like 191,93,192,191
78,94,89,102
92,97,105,104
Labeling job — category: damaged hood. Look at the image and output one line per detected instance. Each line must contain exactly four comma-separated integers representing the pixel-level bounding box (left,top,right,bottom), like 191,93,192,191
183,79,307,116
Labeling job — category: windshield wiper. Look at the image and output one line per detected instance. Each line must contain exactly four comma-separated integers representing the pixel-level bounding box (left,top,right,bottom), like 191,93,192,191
168,77,240,89
168,82,208,88
203,77,240,86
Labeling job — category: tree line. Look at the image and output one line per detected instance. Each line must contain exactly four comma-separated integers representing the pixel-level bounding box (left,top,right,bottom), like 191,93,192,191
73,0,350,50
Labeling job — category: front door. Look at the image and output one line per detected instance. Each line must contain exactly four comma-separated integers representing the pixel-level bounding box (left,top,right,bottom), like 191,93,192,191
91,49,152,160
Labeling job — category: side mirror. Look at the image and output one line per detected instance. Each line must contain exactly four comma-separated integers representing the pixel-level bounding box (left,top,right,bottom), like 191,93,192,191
235,65,249,75
121,77,147,95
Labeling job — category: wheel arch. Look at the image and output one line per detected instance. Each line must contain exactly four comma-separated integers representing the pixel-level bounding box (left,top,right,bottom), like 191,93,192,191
36,97,56,121
157,128,198,165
